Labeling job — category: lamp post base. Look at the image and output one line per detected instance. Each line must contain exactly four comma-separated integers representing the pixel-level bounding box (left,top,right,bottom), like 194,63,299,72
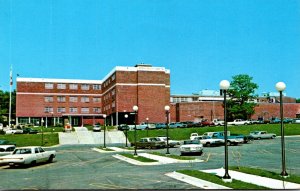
222,175,232,183
280,171,289,178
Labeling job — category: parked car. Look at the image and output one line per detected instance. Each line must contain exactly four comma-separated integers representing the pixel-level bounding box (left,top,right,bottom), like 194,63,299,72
0,140,16,146
211,131,244,145
250,131,276,139
169,122,187,128
92,125,101,132
270,118,281,124
293,118,300,124
156,136,181,147
0,146,56,167
228,119,251,126
201,119,214,126
180,140,203,155
155,123,167,129
0,145,16,156
131,137,166,149
23,128,39,134
118,124,129,131
193,135,224,147
212,119,224,126
283,118,293,124
4,127,23,134
181,121,196,128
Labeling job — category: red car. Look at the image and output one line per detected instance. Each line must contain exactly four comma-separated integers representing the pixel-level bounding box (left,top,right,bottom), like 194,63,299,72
201,119,214,126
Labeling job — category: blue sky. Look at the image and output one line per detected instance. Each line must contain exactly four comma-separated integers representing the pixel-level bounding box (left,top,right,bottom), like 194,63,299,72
0,0,299,98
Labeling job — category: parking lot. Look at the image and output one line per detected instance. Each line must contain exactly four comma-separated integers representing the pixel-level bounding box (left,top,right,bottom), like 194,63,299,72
0,136,300,189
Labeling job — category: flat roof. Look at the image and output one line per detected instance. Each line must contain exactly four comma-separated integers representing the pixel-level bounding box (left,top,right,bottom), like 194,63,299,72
16,78,103,84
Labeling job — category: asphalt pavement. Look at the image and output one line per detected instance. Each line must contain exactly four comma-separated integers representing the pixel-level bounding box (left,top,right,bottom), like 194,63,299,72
0,136,299,189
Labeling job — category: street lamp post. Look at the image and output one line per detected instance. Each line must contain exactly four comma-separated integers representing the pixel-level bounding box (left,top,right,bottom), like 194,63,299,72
41,118,44,146
133,105,138,156
146,117,149,137
276,82,288,177
103,114,107,148
124,114,128,147
220,80,232,182
165,105,170,155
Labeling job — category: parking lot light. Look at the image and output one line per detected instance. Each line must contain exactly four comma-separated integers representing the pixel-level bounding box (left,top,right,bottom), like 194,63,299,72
124,114,128,147
146,117,149,137
133,105,138,156
219,80,232,182
165,105,170,155
276,82,289,177
103,114,107,148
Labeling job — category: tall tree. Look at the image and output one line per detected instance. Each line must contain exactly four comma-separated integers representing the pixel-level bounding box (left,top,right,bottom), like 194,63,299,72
226,74,259,120
0,89,16,125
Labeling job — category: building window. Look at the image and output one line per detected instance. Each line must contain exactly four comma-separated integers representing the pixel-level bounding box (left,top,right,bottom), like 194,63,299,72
69,107,78,113
81,107,89,113
57,96,66,102
93,97,101,103
44,96,53,102
111,89,115,96
93,84,101,90
57,83,66,89
93,107,101,113
69,96,78,102
112,101,115,108
81,84,89,90
69,84,78,90
57,107,66,113
45,83,54,89
44,107,53,113
111,74,115,81
81,96,89,103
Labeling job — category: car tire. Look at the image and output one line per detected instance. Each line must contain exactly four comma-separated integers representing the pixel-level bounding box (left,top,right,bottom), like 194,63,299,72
31,160,37,166
227,141,231,146
271,136,275,139
206,142,211,147
48,155,54,163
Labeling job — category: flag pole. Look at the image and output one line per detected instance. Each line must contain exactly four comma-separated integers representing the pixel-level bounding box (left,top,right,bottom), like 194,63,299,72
9,66,12,128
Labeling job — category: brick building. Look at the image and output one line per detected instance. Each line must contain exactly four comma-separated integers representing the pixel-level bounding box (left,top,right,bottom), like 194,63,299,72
16,64,170,126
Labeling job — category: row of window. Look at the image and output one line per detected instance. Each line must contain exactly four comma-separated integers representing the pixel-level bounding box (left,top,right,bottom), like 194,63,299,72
45,96,101,103
45,83,101,90
44,107,101,113
103,74,115,88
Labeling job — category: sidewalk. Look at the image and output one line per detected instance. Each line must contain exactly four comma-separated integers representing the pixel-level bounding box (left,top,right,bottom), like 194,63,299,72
202,168,300,189
112,153,204,165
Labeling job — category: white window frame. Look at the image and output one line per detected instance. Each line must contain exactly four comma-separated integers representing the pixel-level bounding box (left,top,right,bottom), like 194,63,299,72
81,107,89,113
93,107,101,113
69,107,78,113
81,96,89,103
45,83,54,89
69,84,78,90
44,107,53,113
57,83,66,89
44,96,53,102
93,84,101,90
93,97,101,103
57,107,66,113
81,84,90,90
69,96,78,102
57,96,66,102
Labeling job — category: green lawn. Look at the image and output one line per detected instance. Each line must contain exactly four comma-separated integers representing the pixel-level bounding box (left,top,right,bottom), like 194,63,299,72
230,166,300,184
178,170,269,189
119,153,158,162
0,133,59,147
127,124,300,142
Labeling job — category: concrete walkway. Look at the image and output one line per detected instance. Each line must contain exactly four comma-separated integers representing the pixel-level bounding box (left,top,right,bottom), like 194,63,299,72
202,168,300,189
165,171,230,189
58,127,128,145
112,153,204,166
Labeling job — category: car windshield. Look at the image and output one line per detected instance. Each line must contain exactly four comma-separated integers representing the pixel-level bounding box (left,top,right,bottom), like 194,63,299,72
251,131,259,134
13,148,32,154
183,140,200,144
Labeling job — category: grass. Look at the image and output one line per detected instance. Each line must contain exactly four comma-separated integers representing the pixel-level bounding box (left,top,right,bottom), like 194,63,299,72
32,126,64,133
230,166,300,184
151,152,195,160
120,153,158,162
97,146,115,151
0,133,59,147
127,123,300,142
178,170,269,189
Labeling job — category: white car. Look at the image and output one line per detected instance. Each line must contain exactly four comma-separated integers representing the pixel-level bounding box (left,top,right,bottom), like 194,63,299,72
4,128,23,134
0,145,16,156
193,135,224,147
228,119,251,126
92,125,101,132
180,140,203,155
0,146,56,167
250,131,276,139
156,136,181,147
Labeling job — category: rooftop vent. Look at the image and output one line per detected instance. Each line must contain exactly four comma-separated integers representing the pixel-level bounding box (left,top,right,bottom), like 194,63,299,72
135,63,152,67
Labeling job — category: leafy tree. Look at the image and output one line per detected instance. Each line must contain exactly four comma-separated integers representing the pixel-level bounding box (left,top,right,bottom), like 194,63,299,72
296,98,300,103
226,74,259,120
0,89,16,125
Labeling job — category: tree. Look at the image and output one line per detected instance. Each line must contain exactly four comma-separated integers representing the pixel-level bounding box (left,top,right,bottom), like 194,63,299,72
226,74,259,121
296,98,300,103
0,89,16,126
